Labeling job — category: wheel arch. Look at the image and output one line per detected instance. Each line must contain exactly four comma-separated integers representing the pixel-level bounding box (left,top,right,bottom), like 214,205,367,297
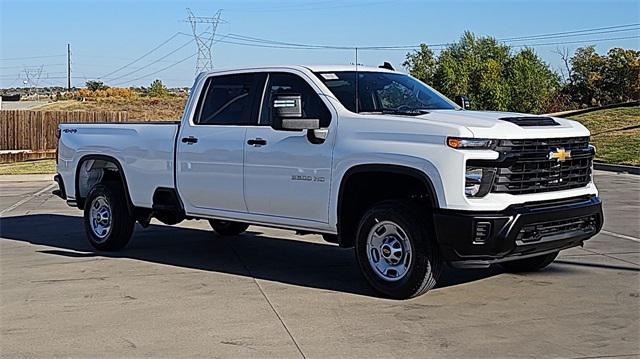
75,154,133,212
336,164,440,248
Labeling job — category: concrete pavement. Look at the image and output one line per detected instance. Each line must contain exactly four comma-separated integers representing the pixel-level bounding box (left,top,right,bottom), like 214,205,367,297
0,171,638,358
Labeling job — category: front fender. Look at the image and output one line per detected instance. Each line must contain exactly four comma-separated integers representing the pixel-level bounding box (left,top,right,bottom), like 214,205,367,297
329,154,447,229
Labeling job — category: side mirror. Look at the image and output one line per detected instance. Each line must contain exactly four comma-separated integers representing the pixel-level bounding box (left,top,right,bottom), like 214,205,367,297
454,95,470,109
271,94,320,130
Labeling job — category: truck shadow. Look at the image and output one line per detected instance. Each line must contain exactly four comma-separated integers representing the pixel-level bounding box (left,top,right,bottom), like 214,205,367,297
1,214,511,297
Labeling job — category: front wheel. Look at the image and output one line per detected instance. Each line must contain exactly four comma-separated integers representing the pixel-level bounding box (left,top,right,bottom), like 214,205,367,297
355,200,442,299
500,252,559,272
208,219,249,236
83,183,135,251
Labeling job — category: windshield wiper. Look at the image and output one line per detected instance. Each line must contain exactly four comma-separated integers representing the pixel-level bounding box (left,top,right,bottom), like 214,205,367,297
358,109,431,116
382,108,430,116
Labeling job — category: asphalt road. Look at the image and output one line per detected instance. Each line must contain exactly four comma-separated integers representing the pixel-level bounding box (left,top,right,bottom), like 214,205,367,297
1,171,638,358
0,101,49,110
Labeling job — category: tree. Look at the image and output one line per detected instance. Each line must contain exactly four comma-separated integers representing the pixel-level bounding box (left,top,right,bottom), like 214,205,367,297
507,48,560,113
402,44,437,85
602,48,640,103
148,79,168,97
404,33,638,112
568,46,606,106
86,80,108,91
567,46,639,107
434,32,512,110
404,32,556,113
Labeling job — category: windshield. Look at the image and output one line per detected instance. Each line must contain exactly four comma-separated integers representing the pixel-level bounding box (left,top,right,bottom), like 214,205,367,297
314,71,458,114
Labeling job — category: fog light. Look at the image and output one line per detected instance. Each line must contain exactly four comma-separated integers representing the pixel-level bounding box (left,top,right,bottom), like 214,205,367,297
465,166,495,197
465,168,483,196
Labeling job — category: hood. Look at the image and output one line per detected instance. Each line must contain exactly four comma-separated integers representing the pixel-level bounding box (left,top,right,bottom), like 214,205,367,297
416,110,590,139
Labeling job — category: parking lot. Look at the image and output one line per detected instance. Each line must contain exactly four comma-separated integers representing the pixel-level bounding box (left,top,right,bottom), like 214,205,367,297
0,171,638,358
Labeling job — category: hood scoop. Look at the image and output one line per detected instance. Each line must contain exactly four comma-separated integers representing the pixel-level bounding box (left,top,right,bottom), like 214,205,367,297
499,116,560,127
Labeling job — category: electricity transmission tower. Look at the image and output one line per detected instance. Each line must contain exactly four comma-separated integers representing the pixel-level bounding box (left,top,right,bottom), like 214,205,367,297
23,65,44,97
184,8,225,74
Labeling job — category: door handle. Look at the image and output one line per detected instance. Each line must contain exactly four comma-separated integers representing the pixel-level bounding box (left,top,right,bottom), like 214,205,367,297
181,136,198,144
247,138,267,147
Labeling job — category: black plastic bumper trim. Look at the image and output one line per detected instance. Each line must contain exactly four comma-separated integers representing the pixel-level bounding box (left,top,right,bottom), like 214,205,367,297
433,195,603,263
53,174,66,200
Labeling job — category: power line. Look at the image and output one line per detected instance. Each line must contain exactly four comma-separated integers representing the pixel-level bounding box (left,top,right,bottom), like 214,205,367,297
225,33,354,49
502,27,639,42
498,23,639,41
208,33,638,51
112,53,196,86
0,63,66,70
509,35,640,48
98,32,182,79
104,38,194,82
0,54,65,61
214,24,638,51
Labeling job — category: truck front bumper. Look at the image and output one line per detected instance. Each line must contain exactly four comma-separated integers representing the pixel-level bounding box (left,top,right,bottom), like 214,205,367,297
434,195,603,268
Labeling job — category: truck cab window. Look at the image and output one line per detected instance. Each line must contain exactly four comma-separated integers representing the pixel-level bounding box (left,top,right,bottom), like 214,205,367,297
260,73,331,127
314,71,457,114
197,73,260,125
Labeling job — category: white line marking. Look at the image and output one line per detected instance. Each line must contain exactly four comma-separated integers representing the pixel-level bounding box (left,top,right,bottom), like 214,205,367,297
0,183,56,216
601,230,640,243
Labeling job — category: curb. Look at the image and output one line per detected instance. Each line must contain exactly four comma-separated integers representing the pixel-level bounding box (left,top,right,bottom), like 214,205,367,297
594,162,640,175
546,101,639,117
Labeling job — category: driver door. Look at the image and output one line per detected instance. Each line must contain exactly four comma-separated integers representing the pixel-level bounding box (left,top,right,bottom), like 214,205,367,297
243,71,335,223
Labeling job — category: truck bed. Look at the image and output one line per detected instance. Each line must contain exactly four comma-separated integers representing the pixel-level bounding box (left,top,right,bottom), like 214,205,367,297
57,122,180,208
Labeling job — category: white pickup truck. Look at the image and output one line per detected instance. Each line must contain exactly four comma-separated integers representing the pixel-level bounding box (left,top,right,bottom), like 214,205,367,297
54,65,603,298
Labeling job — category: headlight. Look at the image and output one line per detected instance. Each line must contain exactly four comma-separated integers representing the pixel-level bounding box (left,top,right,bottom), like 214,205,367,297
465,166,496,197
448,137,495,149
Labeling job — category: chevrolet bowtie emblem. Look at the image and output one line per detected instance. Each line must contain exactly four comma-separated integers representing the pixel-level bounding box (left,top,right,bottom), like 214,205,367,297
548,147,571,162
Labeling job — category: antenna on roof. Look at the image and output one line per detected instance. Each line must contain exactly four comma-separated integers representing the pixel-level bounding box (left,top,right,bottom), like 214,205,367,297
379,62,395,71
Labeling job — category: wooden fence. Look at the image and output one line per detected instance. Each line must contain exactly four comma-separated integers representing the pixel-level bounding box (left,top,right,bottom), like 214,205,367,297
0,110,130,151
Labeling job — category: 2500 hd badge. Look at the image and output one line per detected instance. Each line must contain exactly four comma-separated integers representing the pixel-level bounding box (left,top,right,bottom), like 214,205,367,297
291,175,325,182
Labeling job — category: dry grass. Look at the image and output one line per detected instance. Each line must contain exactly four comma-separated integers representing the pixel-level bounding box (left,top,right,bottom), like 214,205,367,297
0,159,56,175
39,96,187,121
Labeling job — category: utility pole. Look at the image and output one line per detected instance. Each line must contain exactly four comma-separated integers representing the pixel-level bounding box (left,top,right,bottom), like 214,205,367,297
67,43,71,91
184,8,225,74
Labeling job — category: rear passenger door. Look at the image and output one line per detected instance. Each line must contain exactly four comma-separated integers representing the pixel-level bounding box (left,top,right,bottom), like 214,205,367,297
243,71,335,224
176,72,263,216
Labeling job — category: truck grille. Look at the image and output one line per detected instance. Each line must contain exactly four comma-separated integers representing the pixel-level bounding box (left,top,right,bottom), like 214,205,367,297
492,137,593,195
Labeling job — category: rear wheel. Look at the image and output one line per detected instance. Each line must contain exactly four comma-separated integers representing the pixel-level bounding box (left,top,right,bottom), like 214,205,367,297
83,183,135,251
500,252,559,272
208,219,249,236
355,200,442,299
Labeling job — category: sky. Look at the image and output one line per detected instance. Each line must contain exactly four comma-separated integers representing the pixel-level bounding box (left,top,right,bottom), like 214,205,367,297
1,0,639,88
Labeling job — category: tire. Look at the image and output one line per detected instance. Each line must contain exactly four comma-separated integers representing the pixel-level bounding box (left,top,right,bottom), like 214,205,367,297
208,219,249,236
500,252,559,273
83,182,135,251
355,200,442,299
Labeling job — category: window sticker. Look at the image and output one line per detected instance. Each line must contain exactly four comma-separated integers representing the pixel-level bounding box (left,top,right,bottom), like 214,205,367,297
321,73,339,80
